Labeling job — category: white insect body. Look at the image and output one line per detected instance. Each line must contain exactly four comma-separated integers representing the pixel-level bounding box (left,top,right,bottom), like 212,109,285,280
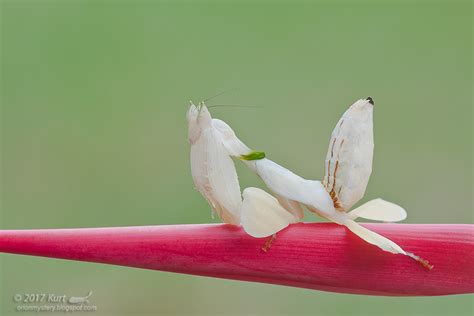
187,97,429,267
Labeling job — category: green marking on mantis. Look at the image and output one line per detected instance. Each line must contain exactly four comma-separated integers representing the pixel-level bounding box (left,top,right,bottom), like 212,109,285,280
240,151,266,161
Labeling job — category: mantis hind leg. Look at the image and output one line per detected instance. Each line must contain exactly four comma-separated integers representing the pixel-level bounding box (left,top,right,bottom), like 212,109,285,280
261,234,277,252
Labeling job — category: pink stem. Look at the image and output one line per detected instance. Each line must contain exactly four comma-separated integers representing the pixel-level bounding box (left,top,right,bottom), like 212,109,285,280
0,223,472,296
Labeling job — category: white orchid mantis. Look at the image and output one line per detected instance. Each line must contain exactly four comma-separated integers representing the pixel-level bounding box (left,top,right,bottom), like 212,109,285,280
187,98,432,268
187,104,297,238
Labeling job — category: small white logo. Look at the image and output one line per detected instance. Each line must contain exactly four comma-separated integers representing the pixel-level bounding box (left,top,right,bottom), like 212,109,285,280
68,291,93,304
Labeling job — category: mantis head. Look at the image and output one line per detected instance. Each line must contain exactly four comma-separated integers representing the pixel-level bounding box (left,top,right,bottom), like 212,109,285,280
187,101,212,144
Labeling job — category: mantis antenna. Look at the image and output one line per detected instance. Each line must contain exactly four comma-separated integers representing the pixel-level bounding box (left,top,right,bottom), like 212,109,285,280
202,88,236,103
207,104,264,109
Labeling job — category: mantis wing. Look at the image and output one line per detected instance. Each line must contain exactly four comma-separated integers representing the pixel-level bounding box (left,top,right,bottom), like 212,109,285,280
241,187,298,238
348,198,407,222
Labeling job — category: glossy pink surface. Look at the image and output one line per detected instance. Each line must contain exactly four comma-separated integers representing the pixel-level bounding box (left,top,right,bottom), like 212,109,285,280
0,223,472,296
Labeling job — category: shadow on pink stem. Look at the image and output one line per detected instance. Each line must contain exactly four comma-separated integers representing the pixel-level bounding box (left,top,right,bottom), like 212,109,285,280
0,223,472,296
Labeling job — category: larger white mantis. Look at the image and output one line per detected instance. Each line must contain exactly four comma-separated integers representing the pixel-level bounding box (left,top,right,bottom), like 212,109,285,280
187,97,432,268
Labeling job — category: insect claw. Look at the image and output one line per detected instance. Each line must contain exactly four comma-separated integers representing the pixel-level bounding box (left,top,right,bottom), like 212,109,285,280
261,234,277,252
406,251,434,271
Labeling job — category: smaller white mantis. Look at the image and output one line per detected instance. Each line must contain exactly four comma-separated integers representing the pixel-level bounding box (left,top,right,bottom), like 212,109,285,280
187,104,297,236
187,98,432,268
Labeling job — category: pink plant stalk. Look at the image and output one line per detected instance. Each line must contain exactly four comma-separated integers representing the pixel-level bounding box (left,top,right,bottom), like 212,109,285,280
0,223,472,296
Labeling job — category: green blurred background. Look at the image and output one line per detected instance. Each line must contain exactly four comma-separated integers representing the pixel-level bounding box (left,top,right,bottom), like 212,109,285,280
1,0,472,315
